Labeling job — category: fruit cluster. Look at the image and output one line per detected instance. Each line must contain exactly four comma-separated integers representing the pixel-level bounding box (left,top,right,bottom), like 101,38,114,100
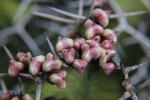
0,92,33,100
8,52,66,89
56,8,117,75
7,8,117,91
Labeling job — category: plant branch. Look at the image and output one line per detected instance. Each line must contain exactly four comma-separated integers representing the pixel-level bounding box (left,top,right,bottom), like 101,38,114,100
35,80,43,100
86,0,95,19
78,0,83,16
46,6,148,20
30,11,76,24
0,79,8,93
0,73,35,81
18,77,24,94
110,10,148,19
127,61,150,73
135,78,150,92
3,45,14,60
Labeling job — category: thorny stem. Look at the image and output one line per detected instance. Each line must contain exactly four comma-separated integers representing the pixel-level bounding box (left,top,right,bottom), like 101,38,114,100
86,0,95,19
35,80,43,100
30,11,76,24
44,33,69,68
78,0,83,16
18,77,24,94
135,78,150,92
119,61,150,100
45,6,148,21
0,79,8,93
44,33,59,59
3,45,14,60
127,61,150,73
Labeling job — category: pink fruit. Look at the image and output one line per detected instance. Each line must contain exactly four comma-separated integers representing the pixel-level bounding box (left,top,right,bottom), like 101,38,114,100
102,29,117,44
29,55,45,75
93,8,110,27
101,40,114,49
72,59,87,73
8,60,25,76
62,48,75,64
74,38,85,50
56,37,74,52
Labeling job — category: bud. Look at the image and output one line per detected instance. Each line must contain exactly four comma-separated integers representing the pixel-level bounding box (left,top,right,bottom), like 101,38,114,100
90,36,101,43
72,59,87,73
94,0,101,7
102,63,115,75
29,55,45,75
93,8,110,27
11,96,20,100
99,50,116,65
85,24,103,39
16,52,32,65
8,60,25,76
82,48,92,62
74,38,85,50
102,29,117,44
62,48,75,64
56,37,74,52
45,53,53,60
81,43,90,51
22,93,33,100
49,71,67,89
56,80,66,89
57,70,67,79
86,40,100,47
0,92,10,100
42,59,62,72
101,40,114,50
91,47,101,59
85,19,95,29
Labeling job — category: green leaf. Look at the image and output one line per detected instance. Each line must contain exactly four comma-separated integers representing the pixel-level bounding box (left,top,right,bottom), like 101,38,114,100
23,65,123,100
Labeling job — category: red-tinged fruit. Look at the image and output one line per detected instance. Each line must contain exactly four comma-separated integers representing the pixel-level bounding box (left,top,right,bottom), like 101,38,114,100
16,52,32,65
81,43,90,51
90,36,101,43
99,49,116,65
29,55,45,75
0,92,10,100
56,80,66,89
57,70,67,79
101,40,114,49
22,93,33,100
102,29,117,44
62,48,75,64
91,47,101,59
45,53,53,60
86,40,100,47
74,38,85,50
82,48,92,62
11,96,20,100
85,19,95,28
85,24,103,39
103,63,115,75
56,37,74,52
8,60,25,76
42,59,62,72
49,71,67,89
72,59,87,73
93,8,110,27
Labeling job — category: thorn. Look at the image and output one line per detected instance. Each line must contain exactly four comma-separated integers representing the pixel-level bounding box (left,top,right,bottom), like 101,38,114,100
3,45,14,60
